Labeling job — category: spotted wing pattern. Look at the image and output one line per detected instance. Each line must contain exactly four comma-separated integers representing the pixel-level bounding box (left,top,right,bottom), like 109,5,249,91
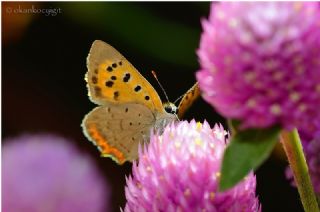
82,103,155,164
178,82,201,118
86,40,164,113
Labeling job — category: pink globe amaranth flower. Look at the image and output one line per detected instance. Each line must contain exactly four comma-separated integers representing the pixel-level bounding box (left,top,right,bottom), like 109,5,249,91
197,2,320,130
299,119,320,147
124,120,260,212
2,134,110,212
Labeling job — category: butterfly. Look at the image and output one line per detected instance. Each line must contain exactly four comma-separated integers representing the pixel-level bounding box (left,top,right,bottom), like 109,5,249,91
82,40,200,164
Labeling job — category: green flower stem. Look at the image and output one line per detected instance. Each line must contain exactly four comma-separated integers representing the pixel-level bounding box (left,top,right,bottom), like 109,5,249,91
280,129,319,212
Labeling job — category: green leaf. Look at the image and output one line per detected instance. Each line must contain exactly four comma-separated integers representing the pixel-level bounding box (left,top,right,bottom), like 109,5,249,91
219,125,281,191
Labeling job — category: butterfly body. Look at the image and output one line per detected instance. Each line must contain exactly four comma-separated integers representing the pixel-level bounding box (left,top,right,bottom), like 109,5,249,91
82,40,199,164
154,109,177,133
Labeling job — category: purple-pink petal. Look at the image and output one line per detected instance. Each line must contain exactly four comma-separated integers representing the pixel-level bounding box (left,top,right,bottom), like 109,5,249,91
197,2,320,130
124,121,260,211
2,134,109,212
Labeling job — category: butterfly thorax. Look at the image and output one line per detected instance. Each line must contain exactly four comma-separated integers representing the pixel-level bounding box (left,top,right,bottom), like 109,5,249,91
154,110,177,134
156,102,178,133
154,102,177,134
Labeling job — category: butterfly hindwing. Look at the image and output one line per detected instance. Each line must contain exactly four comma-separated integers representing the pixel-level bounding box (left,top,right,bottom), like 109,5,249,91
82,103,156,164
86,40,164,113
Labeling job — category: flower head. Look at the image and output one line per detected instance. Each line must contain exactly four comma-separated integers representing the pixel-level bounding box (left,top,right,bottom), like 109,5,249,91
124,121,260,211
2,134,109,212
197,2,320,130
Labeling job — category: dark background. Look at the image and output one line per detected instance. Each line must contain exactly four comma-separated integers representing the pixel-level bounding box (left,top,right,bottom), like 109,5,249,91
2,2,303,211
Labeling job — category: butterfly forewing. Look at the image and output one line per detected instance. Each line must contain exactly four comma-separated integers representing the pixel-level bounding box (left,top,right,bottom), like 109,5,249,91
86,40,164,113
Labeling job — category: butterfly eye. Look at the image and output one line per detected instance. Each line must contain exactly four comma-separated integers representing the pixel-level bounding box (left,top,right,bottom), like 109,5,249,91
165,105,177,114
165,106,172,113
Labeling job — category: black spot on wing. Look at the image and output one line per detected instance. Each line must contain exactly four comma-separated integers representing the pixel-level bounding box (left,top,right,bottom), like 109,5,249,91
94,86,102,97
106,66,113,72
123,73,131,82
105,81,114,87
134,85,141,92
92,76,98,84
114,91,119,100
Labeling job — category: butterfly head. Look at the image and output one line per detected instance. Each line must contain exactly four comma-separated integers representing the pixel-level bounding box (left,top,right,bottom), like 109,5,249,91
163,102,178,115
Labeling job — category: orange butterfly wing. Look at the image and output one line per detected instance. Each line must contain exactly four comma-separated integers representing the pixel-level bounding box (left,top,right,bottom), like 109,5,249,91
178,82,201,118
83,40,172,164
86,40,164,113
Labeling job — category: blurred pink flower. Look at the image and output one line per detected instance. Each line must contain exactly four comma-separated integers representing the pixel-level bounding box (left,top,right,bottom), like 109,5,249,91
197,2,320,130
2,134,110,212
124,121,260,212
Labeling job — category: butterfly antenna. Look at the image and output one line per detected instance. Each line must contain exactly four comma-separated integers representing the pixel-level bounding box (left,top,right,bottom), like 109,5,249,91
173,94,185,105
174,85,197,104
151,70,171,103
